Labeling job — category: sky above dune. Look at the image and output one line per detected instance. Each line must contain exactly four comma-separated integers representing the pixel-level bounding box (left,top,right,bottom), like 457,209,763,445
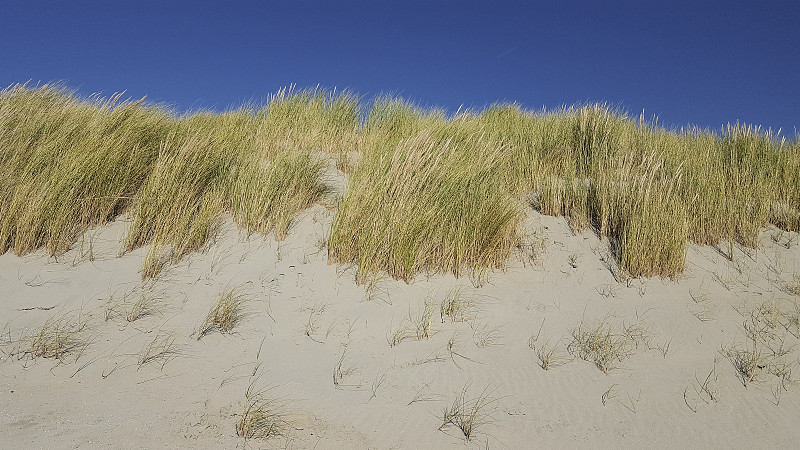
2,1,798,133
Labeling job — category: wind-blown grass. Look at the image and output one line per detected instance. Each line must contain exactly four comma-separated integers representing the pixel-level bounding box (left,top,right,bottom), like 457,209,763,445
1,83,798,281
0,84,343,278
0,83,171,256
329,128,521,284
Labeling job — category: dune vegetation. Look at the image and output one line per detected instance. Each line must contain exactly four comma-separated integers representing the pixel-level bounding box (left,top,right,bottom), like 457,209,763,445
0,83,798,280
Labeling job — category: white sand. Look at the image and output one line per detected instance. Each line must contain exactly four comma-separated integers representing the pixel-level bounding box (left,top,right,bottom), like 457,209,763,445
2,203,800,449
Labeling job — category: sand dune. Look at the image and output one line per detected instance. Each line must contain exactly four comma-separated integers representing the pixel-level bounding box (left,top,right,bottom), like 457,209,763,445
2,201,799,449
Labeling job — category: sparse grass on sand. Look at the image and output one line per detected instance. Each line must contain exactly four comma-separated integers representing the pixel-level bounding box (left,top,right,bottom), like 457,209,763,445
138,332,179,369
439,385,496,441
724,300,799,391
567,316,652,373
196,286,248,339
236,380,290,441
2,83,799,281
440,286,479,323
11,311,90,362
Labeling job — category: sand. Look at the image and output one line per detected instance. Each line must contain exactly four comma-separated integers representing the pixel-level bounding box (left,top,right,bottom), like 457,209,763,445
2,200,800,449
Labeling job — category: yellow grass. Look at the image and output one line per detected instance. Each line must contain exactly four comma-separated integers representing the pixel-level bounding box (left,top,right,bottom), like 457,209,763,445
1,84,798,281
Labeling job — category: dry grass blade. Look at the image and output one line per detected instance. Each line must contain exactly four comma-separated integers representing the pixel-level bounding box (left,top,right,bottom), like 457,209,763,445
236,380,290,441
568,318,634,373
138,332,179,369
196,286,248,340
440,287,479,323
12,312,89,362
125,295,162,322
532,337,570,370
439,385,496,441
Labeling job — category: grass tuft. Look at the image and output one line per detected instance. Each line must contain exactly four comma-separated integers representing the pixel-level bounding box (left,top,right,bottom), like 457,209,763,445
439,385,496,441
196,286,248,340
138,332,179,369
440,287,479,323
125,295,162,322
568,318,637,373
236,381,289,441
329,129,521,284
12,311,89,362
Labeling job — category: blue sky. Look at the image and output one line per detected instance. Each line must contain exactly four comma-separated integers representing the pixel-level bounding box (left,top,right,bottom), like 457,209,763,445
2,1,798,134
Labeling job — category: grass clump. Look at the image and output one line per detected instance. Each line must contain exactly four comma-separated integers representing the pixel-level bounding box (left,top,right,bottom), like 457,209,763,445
122,130,327,278
0,83,171,257
0,84,339,279
237,381,289,441
258,85,360,156
227,151,328,239
3,82,800,282
123,133,229,277
12,311,89,362
196,286,248,339
440,287,479,323
568,318,638,373
329,129,521,284
439,385,496,441
138,332,179,369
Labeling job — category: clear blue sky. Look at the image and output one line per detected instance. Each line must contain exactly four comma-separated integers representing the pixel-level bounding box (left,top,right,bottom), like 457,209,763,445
2,1,798,134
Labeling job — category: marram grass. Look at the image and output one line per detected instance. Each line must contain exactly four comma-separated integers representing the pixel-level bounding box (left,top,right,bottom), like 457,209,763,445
0,84,343,278
328,130,521,284
1,83,798,281
0,83,171,256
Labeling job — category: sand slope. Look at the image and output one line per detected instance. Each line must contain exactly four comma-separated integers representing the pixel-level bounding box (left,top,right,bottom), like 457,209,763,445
2,205,800,449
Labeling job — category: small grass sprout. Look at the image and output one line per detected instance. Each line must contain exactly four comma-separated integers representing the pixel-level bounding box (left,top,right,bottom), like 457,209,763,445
13,312,89,362
786,275,800,296
125,295,162,322
138,332,179,369
724,337,765,386
439,385,496,441
332,347,358,389
440,287,478,323
568,318,633,373
471,323,502,348
196,286,248,340
388,301,436,347
532,337,570,370
416,300,435,340
387,320,413,347
236,381,290,441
